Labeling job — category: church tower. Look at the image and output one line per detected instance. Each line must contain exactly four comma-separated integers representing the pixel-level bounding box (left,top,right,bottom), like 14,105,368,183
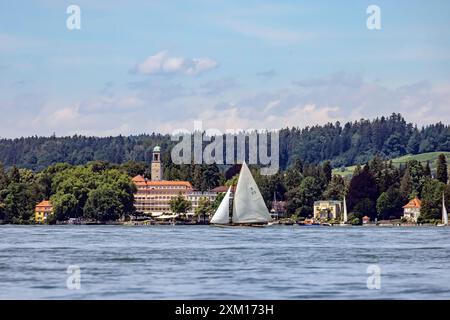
151,146,163,181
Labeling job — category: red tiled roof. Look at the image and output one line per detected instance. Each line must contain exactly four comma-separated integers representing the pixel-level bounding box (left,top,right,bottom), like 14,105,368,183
132,175,145,182
403,197,422,209
132,175,192,188
211,185,235,193
36,200,52,208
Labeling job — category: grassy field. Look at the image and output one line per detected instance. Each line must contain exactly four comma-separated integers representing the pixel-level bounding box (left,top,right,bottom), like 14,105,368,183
333,152,450,178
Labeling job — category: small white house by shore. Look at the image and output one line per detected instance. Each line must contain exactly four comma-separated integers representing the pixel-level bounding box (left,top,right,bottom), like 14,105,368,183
402,197,421,222
313,200,342,220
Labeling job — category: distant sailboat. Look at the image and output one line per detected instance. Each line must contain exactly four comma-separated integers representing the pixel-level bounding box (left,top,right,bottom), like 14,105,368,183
210,162,272,226
343,196,348,224
337,196,350,226
210,186,232,225
437,193,448,227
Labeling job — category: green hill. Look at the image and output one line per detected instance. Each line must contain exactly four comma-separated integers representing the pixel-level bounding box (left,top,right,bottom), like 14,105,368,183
333,152,450,178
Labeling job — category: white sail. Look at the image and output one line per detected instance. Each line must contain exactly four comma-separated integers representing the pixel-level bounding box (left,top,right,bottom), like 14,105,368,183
232,162,271,224
210,186,231,224
443,193,448,225
343,196,348,223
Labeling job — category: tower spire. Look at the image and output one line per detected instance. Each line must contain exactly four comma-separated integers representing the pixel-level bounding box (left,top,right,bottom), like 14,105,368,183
151,146,163,181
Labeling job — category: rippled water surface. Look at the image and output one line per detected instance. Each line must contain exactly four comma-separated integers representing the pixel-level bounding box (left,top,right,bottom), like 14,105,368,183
1,225,450,299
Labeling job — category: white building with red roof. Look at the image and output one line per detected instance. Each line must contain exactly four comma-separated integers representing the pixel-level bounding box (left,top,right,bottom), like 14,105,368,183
402,197,422,222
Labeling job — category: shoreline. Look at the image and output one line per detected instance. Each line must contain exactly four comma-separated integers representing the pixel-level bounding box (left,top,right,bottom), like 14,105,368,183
0,221,446,227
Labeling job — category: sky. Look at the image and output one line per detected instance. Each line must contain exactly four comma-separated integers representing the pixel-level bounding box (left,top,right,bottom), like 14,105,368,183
0,0,450,137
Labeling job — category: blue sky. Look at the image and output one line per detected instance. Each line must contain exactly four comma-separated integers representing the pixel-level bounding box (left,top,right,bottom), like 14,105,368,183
0,0,450,137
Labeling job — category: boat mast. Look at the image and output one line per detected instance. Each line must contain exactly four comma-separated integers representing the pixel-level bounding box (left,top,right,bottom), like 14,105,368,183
343,196,348,223
229,187,234,224
443,192,448,226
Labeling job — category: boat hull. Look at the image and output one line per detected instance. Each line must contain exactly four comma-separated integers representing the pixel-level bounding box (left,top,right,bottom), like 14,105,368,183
211,223,268,228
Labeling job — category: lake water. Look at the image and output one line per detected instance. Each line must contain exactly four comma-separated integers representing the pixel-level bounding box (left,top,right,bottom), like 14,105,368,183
1,225,450,299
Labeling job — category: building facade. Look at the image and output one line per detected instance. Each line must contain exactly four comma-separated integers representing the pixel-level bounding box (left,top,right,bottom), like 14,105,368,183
271,201,286,220
313,200,343,220
402,197,421,222
188,191,217,213
35,200,53,224
133,175,193,215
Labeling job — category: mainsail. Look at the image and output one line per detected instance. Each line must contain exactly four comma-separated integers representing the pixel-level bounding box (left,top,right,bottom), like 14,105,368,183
232,162,271,224
443,193,448,225
343,196,348,223
210,186,231,224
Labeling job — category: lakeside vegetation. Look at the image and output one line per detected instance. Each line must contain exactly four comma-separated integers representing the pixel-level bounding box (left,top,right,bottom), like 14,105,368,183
1,152,448,225
263,154,450,225
1,113,450,225
0,162,137,224
0,161,225,224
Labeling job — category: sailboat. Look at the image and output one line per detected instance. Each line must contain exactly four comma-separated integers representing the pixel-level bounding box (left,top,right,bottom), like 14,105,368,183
337,196,350,226
437,193,448,227
343,196,348,224
210,162,272,227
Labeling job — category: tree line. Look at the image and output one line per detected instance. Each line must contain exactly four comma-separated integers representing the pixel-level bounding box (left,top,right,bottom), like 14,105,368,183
1,113,450,171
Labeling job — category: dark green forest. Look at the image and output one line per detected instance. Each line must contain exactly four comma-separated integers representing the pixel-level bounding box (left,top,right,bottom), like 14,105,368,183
1,113,450,171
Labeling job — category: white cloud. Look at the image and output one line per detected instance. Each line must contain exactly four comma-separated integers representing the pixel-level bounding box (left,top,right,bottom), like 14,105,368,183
190,102,340,132
48,107,79,124
132,51,218,76
2,72,450,138
29,101,138,137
